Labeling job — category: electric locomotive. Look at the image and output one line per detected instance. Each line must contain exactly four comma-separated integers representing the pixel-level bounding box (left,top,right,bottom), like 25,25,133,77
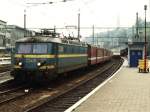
11,29,88,82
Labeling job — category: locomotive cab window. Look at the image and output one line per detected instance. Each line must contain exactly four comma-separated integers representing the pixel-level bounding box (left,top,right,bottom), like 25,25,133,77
17,44,32,54
33,43,48,54
17,43,52,54
58,45,64,54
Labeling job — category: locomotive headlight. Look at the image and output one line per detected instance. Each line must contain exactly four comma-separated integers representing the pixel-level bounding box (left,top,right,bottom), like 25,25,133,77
18,62,22,66
37,62,41,66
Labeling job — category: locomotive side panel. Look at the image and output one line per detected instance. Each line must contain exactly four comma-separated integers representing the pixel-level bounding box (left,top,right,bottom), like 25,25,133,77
57,44,88,74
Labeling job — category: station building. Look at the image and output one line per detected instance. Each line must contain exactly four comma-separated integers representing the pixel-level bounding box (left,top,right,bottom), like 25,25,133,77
6,25,33,47
0,20,7,47
0,19,34,56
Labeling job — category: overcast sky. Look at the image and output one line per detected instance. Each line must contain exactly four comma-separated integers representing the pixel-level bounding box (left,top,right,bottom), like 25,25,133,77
0,0,150,35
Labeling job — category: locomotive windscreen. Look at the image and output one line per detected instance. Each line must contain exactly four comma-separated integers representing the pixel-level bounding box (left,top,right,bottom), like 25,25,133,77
17,44,32,54
17,43,49,54
33,44,47,54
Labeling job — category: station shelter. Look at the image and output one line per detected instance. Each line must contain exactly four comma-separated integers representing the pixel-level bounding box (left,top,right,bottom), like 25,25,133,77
128,42,145,67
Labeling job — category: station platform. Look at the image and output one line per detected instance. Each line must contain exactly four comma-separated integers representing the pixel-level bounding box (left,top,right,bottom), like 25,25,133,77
69,59,150,112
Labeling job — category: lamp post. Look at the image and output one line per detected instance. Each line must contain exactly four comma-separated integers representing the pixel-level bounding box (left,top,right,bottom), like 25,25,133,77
144,5,147,72
92,25,94,45
24,9,26,37
78,9,80,39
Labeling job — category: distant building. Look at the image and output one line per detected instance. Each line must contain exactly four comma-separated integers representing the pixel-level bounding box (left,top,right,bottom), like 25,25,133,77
6,25,33,46
0,20,7,47
0,21,34,48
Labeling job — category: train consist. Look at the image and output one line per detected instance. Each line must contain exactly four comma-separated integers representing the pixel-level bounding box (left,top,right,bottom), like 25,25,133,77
120,47,128,57
11,29,113,82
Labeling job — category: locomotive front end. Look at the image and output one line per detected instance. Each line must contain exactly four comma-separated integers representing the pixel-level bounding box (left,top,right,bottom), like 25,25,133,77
11,42,56,82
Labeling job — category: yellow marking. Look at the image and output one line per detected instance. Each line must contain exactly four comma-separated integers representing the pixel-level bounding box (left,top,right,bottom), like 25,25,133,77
58,54,87,58
39,65,55,69
15,54,55,58
15,54,87,59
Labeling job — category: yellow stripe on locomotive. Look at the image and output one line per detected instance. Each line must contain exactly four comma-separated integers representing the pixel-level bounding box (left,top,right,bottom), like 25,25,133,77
15,54,87,59
15,54,55,58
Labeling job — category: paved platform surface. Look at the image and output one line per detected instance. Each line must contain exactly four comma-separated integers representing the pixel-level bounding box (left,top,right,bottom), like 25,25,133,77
73,60,150,112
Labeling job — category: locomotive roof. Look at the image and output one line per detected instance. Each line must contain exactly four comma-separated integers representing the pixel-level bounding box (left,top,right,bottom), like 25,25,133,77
16,36,87,47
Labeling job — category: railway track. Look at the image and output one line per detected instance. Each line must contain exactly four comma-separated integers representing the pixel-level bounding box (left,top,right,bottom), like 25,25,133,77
0,57,123,112
28,57,123,112
0,86,29,105
0,80,31,105
0,65,11,73
0,80,17,91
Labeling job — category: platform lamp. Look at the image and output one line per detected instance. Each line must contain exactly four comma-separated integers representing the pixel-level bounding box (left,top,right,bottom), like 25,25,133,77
144,5,147,73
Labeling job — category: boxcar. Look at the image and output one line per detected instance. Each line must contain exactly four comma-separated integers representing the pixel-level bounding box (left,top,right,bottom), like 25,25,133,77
88,45,97,65
57,43,88,74
96,48,104,64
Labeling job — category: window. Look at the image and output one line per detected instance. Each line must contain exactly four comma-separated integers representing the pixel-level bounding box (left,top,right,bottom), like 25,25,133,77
81,47,85,53
66,46,70,54
48,43,52,53
17,43,49,54
64,45,68,53
17,44,32,54
77,46,80,53
59,45,64,53
33,44,47,54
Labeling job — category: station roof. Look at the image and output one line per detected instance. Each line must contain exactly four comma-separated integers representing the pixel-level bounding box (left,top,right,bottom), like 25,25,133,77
127,42,145,46
0,20,6,23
